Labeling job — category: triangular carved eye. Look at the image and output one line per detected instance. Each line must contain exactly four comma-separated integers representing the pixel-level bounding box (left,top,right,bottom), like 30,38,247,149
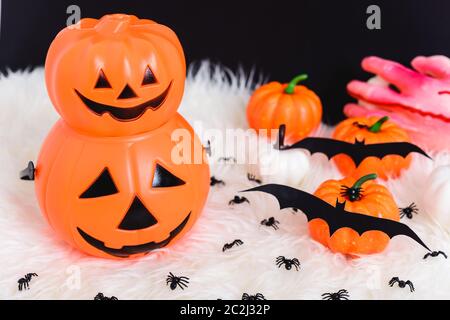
142,66,157,85
152,164,185,188
94,69,112,89
80,168,118,198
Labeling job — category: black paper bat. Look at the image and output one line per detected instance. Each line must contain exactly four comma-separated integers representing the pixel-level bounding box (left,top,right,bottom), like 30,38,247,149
243,184,430,251
275,124,431,166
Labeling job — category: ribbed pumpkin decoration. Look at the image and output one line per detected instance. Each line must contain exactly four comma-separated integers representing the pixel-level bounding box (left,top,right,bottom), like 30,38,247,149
332,116,412,180
246,74,322,143
309,173,400,256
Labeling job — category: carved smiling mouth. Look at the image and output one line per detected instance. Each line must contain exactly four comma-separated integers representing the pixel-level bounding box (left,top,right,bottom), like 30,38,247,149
74,81,172,121
77,212,190,258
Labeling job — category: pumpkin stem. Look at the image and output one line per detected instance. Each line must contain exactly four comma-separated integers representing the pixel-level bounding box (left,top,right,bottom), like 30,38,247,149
368,116,389,133
284,74,308,94
352,173,377,190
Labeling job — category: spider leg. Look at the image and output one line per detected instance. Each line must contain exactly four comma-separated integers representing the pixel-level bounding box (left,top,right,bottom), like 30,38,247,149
423,253,431,259
441,251,448,259
406,281,415,292
389,278,399,286
20,161,35,181
179,277,190,285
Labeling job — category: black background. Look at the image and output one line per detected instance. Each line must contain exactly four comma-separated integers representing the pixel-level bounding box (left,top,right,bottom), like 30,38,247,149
0,0,449,124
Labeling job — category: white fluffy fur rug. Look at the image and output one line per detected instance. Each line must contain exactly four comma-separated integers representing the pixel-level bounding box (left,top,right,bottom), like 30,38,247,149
1,63,450,300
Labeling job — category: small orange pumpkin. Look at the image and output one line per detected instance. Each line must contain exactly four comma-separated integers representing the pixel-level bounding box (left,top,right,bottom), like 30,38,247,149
246,74,322,143
308,173,399,256
332,116,412,180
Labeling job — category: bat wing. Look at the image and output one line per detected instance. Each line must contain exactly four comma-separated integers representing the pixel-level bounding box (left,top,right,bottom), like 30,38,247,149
284,137,356,161
364,142,432,162
242,184,338,222
336,210,430,251
243,184,430,251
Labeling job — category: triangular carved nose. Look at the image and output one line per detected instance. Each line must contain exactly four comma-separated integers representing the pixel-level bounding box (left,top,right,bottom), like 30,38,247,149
117,84,137,99
118,196,157,230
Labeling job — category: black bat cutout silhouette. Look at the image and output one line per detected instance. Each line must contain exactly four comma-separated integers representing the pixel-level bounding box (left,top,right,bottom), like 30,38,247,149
242,184,430,252
275,124,431,166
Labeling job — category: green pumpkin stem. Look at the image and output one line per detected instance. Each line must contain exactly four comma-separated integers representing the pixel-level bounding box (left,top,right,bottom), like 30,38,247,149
351,173,377,190
284,74,308,94
368,116,389,133
341,173,377,202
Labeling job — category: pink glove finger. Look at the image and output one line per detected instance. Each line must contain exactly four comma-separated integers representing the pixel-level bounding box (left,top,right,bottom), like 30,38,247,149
362,56,421,89
347,80,405,105
411,55,450,79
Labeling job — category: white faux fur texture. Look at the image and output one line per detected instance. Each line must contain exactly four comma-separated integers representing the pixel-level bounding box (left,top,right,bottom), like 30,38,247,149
0,62,450,300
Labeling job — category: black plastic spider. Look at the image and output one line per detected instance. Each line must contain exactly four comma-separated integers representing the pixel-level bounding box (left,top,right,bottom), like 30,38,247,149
261,217,280,230
340,185,363,201
389,277,414,292
94,292,118,300
321,289,350,300
18,273,38,291
247,173,262,184
423,250,447,260
276,256,300,271
218,156,237,164
229,196,250,205
222,239,244,252
210,176,225,186
399,203,418,219
166,272,190,290
242,293,266,300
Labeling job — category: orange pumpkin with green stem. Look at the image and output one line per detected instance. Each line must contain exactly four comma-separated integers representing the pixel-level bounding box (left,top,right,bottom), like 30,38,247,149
332,116,412,180
309,173,400,256
246,74,322,143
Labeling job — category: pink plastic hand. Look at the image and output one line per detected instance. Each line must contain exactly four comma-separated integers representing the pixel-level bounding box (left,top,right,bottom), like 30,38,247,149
347,56,450,119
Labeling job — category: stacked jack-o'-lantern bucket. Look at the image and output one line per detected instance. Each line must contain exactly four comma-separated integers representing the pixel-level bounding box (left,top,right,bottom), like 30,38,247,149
34,14,210,259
